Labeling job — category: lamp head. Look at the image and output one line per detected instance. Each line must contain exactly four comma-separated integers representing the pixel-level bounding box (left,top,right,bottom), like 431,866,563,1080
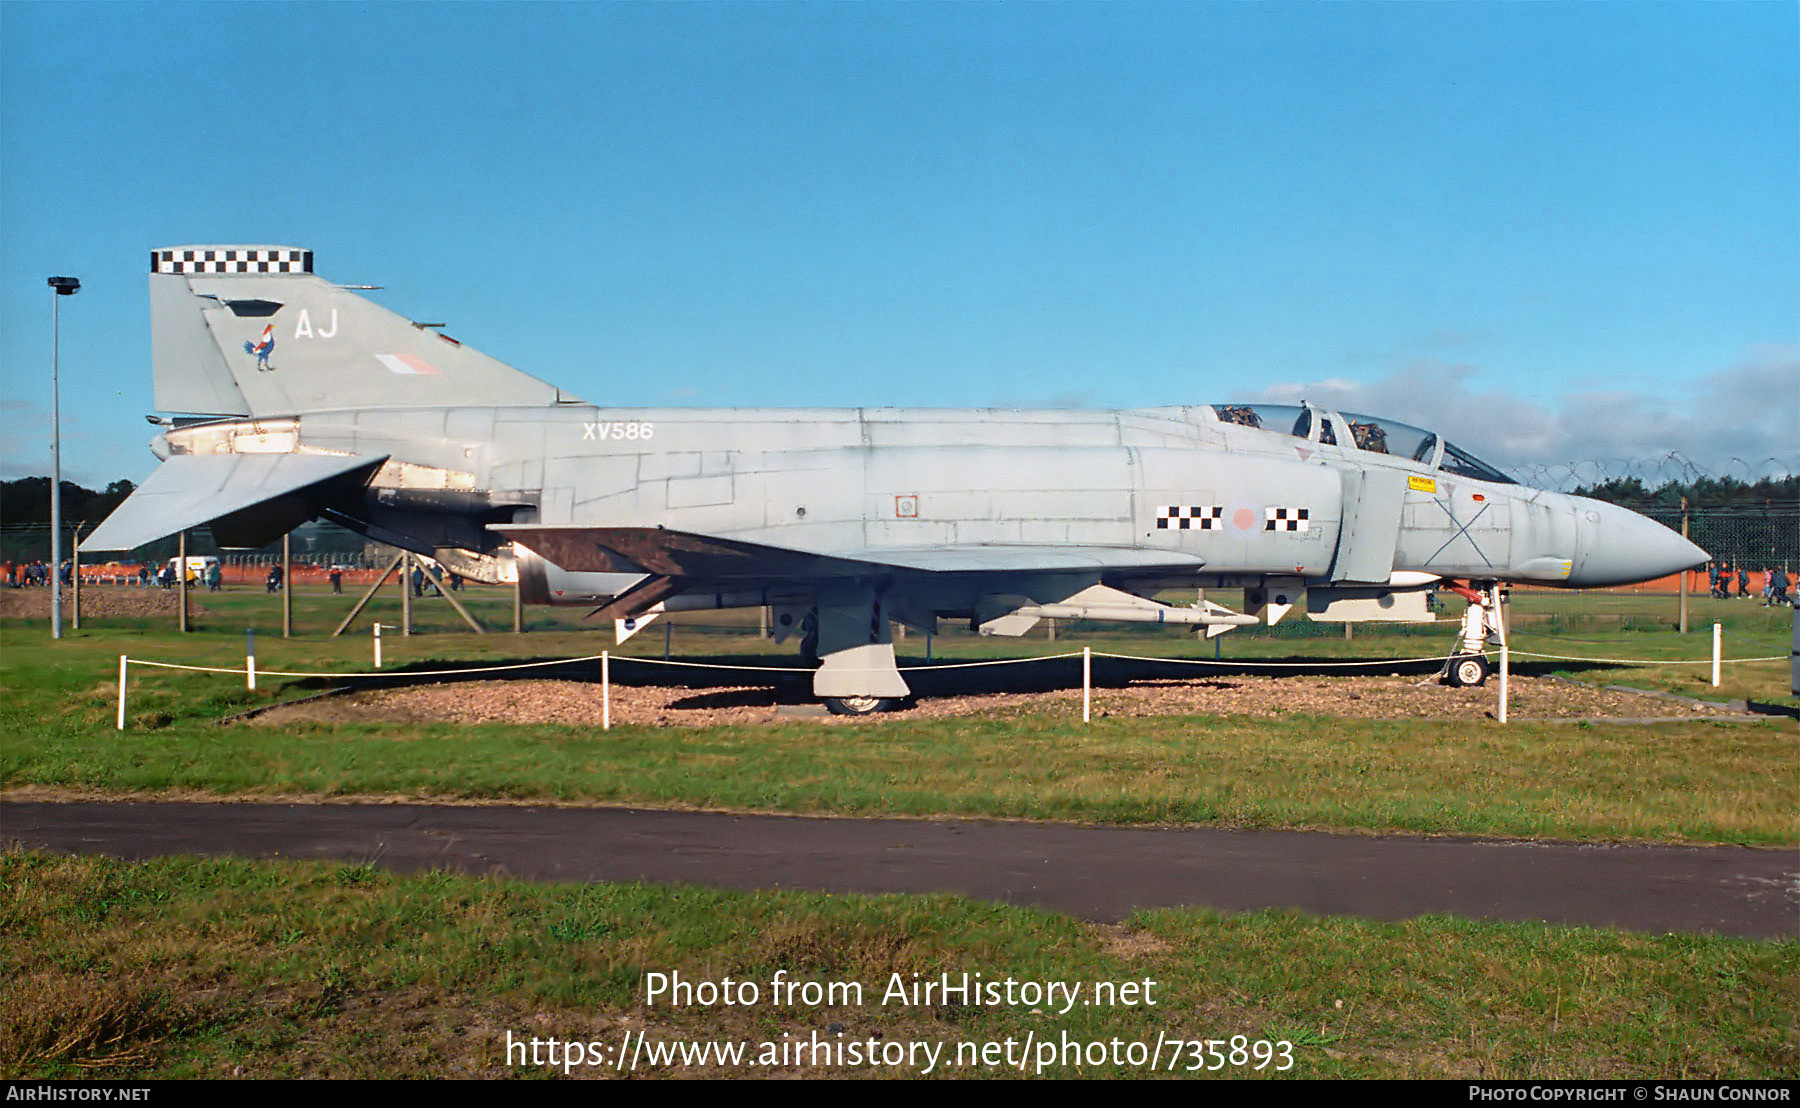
47,276,80,295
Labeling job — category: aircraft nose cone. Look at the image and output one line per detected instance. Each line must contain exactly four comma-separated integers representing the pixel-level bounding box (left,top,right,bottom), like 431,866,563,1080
1570,500,1708,588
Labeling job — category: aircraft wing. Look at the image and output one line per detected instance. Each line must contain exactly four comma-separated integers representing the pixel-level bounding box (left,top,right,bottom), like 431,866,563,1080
494,524,1206,581
81,452,387,551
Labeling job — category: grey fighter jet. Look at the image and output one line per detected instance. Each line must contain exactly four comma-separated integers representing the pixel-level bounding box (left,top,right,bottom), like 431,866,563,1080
83,245,1708,712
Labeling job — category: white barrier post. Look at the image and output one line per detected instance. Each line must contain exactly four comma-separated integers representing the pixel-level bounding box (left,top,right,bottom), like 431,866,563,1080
246,629,257,691
1711,622,1721,688
602,650,611,731
116,655,128,731
1497,587,1509,725
1082,646,1091,724
1498,638,1509,725
1791,607,1798,697
373,622,383,668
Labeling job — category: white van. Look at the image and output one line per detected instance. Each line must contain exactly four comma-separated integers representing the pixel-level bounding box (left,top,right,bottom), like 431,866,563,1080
168,556,220,583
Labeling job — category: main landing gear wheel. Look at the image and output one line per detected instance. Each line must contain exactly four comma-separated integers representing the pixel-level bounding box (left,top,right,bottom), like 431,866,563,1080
1445,654,1491,688
824,696,903,716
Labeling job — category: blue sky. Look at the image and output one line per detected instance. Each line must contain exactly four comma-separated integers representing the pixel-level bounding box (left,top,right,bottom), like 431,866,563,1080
2,1,1795,488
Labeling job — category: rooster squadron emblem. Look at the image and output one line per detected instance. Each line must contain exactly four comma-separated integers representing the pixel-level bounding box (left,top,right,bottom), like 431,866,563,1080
244,324,276,371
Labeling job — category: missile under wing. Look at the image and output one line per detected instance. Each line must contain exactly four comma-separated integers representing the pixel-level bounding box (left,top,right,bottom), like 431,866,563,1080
84,245,1708,711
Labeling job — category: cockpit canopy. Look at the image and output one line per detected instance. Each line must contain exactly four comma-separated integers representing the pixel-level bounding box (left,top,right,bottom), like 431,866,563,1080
1211,403,1516,484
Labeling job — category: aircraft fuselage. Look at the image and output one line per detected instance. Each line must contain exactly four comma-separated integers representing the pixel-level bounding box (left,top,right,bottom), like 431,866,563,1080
86,245,1709,707
151,401,1684,603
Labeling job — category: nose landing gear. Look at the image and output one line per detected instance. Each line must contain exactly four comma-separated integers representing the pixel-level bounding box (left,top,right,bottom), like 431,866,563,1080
1442,581,1503,688
1446,653,1491,688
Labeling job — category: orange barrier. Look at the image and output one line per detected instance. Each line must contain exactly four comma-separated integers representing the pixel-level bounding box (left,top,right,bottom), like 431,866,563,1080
1517,569,1780,596
219,564,369,586
63,563,1781,596
71,563,393,588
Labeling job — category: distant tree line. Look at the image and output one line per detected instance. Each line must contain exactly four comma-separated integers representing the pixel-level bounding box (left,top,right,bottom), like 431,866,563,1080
4,472,1793,569
12,472,1790,529
1571,474,1799,513
0,477,360,565
1,478,140,563
1571,476,1798,570
1,476,137,528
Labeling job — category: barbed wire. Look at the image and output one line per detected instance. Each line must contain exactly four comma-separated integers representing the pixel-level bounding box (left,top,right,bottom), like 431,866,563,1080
1505,455,1799,491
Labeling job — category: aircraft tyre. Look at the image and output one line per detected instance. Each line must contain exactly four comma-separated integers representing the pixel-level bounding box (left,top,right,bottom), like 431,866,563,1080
824,696,903,716
1446,654,1490,688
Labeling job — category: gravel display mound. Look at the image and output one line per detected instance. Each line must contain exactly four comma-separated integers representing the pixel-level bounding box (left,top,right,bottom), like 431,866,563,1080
248,671,1740,728
0,586,210,620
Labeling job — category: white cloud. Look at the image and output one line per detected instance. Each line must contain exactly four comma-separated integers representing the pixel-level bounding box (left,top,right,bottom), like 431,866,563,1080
1254,346,1800,483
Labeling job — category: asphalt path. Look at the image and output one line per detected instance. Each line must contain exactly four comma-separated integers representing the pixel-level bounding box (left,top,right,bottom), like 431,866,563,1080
4,800,1795,939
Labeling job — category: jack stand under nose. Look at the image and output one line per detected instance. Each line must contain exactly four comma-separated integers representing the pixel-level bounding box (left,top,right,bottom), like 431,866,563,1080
1441,581,1502,687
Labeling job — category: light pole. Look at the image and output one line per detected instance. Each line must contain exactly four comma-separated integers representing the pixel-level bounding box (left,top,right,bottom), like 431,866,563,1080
48,275,80,640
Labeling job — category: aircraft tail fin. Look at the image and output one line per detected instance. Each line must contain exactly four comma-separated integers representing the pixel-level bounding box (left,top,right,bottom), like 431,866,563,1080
149,245,571,418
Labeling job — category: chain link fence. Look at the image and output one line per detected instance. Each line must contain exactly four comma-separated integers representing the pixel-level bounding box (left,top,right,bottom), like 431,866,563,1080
0,521,371,568
1640,506,1797,578
5,507,1793,636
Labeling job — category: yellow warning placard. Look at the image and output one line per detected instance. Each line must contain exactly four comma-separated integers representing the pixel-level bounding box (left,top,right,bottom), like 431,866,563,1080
1408,475,1437,493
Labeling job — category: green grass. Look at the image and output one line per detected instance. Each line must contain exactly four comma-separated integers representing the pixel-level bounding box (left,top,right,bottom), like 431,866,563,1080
4,851,1793,1079
26,579,1798,690
5,588,1796,1081
6,708,1795,845
4,588,1795,844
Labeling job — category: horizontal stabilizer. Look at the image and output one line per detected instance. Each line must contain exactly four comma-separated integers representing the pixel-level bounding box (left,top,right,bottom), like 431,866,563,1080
81,452,386,551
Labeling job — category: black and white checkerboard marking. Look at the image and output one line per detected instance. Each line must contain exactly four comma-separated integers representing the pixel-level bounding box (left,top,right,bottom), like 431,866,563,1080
1155,505,1223,530
1265,507,1310,532
152,249,313,275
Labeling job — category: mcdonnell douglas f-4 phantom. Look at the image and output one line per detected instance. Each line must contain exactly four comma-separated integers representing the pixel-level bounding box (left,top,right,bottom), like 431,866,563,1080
84,245,1708,712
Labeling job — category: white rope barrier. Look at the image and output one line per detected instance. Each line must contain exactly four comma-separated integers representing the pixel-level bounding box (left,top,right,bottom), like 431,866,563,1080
1089,650,1457,669
112,630,1789,732
602,656,811,673
125,653,614,679
559,651,1091,673
1506,650,1784,665
900,653,1084,672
